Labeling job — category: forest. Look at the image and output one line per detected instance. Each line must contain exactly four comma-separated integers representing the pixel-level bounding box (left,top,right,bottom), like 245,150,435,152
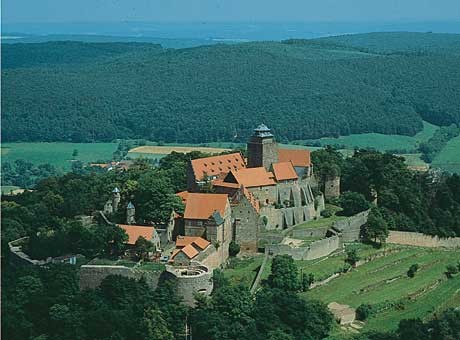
3,32,460,143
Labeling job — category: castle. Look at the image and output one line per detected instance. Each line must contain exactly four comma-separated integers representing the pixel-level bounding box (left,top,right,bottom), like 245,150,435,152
179,124,324,265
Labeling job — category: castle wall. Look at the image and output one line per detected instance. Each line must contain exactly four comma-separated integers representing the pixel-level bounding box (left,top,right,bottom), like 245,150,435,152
248,185,277,204
267,235,340,260
79,265,162,290
292,226,330,239
387,231,460,248
333,210,370,242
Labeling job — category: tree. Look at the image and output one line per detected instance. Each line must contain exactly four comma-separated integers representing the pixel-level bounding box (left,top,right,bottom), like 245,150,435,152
134,236,155,260
445,264,459,278
362,207,389,244
407,264,419,278
139,308,174,340
267,255,300,291
345,248,360,267
301,272,315,291
340,191,370,216
228,241,240,257
356,304,373,321
72,149,79,158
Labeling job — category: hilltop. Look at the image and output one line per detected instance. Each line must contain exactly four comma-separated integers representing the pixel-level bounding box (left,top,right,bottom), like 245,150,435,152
2,32,460,143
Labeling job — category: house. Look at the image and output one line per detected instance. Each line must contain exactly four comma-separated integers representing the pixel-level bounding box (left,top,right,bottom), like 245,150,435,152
271,161,299,183
187,152,246,191
118,224,161,251
170,236,211,266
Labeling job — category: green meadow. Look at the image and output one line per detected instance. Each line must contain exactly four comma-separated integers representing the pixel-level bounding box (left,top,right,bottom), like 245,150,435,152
302,121,439,152
1,142,118,171
432,134,460,174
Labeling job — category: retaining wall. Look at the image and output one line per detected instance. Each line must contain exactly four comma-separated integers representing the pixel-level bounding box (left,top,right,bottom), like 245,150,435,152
332,210,370,242
387,231,460,248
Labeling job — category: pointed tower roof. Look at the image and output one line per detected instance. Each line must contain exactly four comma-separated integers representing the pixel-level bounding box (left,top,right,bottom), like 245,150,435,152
253,124,274,138
127,201,135,209
112,187,120,193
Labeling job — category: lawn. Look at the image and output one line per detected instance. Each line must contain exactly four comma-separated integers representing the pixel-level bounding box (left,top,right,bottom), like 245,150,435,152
432,134,460,174
224,255,268,287
300,246,460,332
1,142,118,171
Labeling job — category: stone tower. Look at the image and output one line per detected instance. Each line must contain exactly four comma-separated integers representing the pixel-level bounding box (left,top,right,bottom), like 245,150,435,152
112,187,121,212
324,176,340,200
126,201,136,224
247,124,278,170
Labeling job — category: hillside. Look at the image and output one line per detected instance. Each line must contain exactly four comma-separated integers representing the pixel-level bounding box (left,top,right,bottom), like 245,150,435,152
2,32,460,143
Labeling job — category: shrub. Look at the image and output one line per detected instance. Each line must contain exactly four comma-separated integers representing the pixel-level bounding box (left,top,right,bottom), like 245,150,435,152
356,304,373,321
446,264,459,278
339,191,370,216
229,241,240,257
320,209,333,218
407,264,419,278
345,248,360,267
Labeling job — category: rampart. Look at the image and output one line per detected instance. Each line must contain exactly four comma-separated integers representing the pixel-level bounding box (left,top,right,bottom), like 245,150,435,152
332,210,370,242
387,231,460,248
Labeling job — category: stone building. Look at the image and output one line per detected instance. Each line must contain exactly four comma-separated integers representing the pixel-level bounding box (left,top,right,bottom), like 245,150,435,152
180,192,232,265
103,187,122,215
170,236,211,266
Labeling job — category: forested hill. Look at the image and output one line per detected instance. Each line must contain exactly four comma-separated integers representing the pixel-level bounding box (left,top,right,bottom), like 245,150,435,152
3,32,460,143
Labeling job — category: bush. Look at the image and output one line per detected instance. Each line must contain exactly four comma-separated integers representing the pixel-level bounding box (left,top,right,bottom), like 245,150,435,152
229,241,240,257
407,264,419,278
320,209,333,218
356,304,373,321
445,264,459,278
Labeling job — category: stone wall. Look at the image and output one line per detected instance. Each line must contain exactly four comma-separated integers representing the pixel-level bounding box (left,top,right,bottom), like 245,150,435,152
267,235,340,260
332,210,370,242
79,265,162,290
165,263,213,306
387,231,460,248
292,226,330,239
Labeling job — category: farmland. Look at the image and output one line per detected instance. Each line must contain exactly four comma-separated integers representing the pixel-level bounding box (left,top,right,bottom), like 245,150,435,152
301,121,439,152
1,142,117,171
432,134,460,174
300,245,460,332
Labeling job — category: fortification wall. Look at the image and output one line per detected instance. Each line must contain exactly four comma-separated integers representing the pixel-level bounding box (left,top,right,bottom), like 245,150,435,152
267,235,340,260
292,226,329,239
387,231,460,248
79,265,162,290
166,263,213,306
333,210,370,242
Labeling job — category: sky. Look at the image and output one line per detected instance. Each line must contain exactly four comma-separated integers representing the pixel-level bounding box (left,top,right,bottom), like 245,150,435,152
3,0,460,24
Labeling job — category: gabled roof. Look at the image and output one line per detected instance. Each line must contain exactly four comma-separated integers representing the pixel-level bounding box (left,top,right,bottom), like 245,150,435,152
172,244,199,260
243,187,260,213
224,167,276,188
183,193,228,220
190,153,246,181
272,162,298,181
278,148,311,167
175,235,211,250
118,224,155,245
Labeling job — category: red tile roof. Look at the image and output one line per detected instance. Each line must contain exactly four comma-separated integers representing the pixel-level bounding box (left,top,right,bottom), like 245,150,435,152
172,244,200,260
191,153,246,181
272,162,298,181
183,193,228,220
278,149,311,167
176,191,189,203
224,167,276,188
175,236,210,250
118,224,155,245
243,187,260,213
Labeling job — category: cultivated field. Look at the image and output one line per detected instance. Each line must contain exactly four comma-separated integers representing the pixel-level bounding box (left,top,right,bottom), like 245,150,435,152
128,145,233,155
1,142,117,171
432,134,460,174
301,245,460,332
300,121,438,152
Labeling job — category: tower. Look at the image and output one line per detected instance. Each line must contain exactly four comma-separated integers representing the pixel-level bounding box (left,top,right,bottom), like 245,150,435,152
126,201,136,224
112,187,121,212
247,124,278,170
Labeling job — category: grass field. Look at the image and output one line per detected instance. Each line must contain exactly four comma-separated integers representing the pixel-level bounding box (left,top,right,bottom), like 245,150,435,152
300,121,439,152
1,142,118,171
224,255,273,288
300,246,460,332
432,134,460,174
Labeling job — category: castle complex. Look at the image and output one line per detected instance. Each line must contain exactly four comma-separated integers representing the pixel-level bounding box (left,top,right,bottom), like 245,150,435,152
179,124,324,265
